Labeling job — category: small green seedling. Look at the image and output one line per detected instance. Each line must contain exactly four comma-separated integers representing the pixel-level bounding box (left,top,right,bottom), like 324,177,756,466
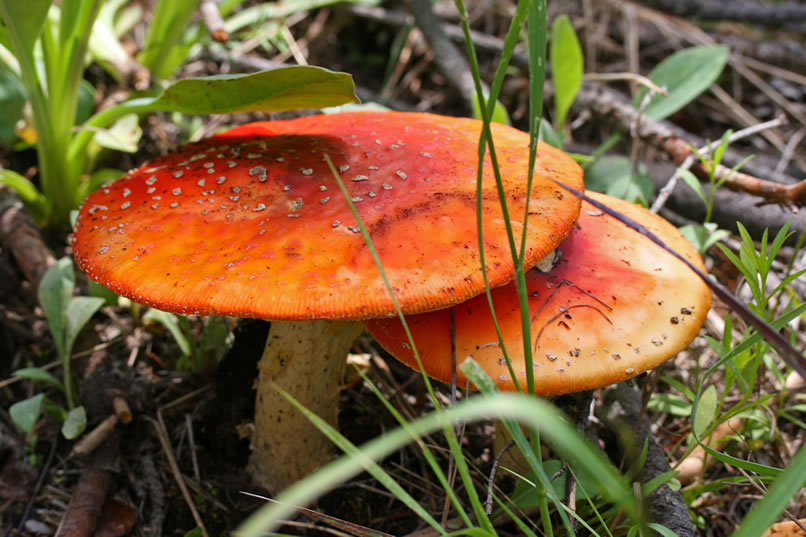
142,309,233,373
9,257,104,440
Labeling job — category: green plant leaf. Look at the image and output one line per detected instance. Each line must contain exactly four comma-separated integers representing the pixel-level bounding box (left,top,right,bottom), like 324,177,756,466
648,393,691,416
693,384,718,438
61,405,87,439
678,168,706,204
584,155,654,204
730,444,806,537
0,168,48,219
149,67,360,115
13,367,63,389
64,296,105,358
10,393,46,433
636,45,729,120
38,258,76,359
550,14,583,130
0,0,52,54
0,62,25,143
91,113,142,153
472,91,510,125
143,308,192,357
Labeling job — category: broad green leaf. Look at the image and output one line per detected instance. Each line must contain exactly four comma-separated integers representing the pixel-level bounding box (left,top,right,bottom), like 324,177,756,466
137,0,200,79
550,15,583,130
143,308,192,357
693,384,718,438
148,67,359,115
64,296,105,358
0,62,25,143
647,393,691,416
538,119,564,149
472,91,510,125
61,405,87,439
38,258,76,359
0,0,52,54
584,155,654,205
0,168,47,216
92,113,141,153
10,393,45,433
13,367,63,389
636,45,729,120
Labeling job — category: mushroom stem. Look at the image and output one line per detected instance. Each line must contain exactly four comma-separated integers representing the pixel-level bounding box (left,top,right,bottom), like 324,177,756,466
249,320,363,492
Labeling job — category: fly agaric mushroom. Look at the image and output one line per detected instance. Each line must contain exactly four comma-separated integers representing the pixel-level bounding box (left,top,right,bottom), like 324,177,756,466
71,111,584,491
367,192,712,393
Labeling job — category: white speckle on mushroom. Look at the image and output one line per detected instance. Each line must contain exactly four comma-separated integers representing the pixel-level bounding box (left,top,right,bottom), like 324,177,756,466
351,196,363,202
420,152,433,158
499,375,510,381
259,229,267,235
546,352,557,361
226,213,233,221
152,195,161,200
382,183,392,190
275,156,286,163
290,198,303,211
98,244,109,254
351,175,368,182
88,205,108,215
287,214,300,218
145,175,157,185
152,203,160,209
368,165,379,170
253,203,266,211
249,166,268,182
347,226,360,233
611,353,621,360
247,153,262,159
375,139,382,145
232,186,241,193
227,160,237,168
367,192,377,198
120,201,131,210
102,188,111,195
203,162,215,168
147,187,156,194
300,168,313,176
396,170,407,180
625,368,635,375
172,188,182,195
217,176,226,184
122,188,131,198
424,177,432,182
229,195,240,202
197,179,205,187
173,170,184,178
320,197,331,204
170,202,179,208
339,164,350,173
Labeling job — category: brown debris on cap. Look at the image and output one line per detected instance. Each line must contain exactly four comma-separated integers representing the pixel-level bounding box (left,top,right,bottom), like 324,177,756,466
71,111,583,320
367,192,712,393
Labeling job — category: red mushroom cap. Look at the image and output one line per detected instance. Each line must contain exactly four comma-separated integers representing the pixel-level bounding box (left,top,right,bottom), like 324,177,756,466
72,111,583,320
367,192,712,393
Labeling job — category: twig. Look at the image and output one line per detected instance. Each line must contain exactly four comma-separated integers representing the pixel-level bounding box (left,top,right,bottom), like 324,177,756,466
409,0,477,111
583,72,667,96
651,115,790,213
200,0,228,42
72,415,119,457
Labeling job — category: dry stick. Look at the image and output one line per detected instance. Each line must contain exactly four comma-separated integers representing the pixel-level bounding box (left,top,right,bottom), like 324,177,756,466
200,0,228,42
554,182,806,381
651,115,790,213
409,0,478,111
150,385,213,537
575,82,805,209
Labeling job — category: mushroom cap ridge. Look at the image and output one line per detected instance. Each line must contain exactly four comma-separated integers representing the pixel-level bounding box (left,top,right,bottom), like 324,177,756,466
71,111,583,320
367,192,713,393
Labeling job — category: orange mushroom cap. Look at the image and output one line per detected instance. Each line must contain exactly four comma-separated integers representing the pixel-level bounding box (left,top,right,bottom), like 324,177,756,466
72,111,583,320
367,192,712,393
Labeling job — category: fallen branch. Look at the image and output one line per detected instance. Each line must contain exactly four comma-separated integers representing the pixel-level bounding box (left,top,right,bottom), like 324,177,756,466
575,82,806,210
